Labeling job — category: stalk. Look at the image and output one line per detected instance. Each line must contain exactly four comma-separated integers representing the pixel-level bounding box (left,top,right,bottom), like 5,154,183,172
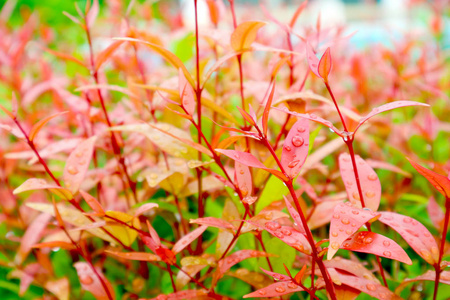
433,198,450,300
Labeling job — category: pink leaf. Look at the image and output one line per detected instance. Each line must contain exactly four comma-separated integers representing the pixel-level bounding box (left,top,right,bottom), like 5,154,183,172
354,101,430,133
172,225,208,254
247,220,311,254
328,203,380,260
260,268,291,281
189,217,234,230
28,111,69,142
283,196,305,234
179,69,196,115
338,273,401,300
308,200,345,230
104,250,160,262
215,149,267,170
407,158,450,198
243,281,304,298
63,136,97,195
235,161,253,198
428,196,444,231
134,203,159,217
149,289,207,300
341,231,412,264
80,190,104,215
280,119,309,179
74,262,115,300
273,107,342,136
339,153,381,211
396,270,450,293
15,213,52,265
95,40,124,71
378,212,439,264
324,258,379,282
86,0,99,28
13,178,73,200
305,42,321,79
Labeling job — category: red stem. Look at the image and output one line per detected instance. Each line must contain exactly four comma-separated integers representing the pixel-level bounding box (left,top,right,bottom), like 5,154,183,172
433,198,450,300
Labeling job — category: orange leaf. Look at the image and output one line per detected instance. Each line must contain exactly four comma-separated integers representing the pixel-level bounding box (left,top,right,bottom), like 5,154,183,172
29,111,69,142
80,190,104,215
104,250,161,261
95,40,124,70
230,21,266,51
318,47,332,82
407,158,450,198
32,241,76,251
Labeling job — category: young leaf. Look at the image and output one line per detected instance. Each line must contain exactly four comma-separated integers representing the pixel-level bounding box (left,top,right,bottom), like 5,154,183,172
289,1,308,28
378,212,439,264
95,40,124,71
179,68,196,116
104,211,140,247
215,149,267,170
354,101,430,133
86,0,99,27
63,136,97,195
247,220,311,254
104,250,160,261
280,118,309,179
328,203,380,260
28,111,69,142
15,213,52,265
73,262,115,300
407,158,450,198
262,81,275,137
260,268,291,281
283,196,305,234
243,281,304,298
237,106,256,127
80,190,104,216
338,273,401,300
318,47,332,82
341,231,412,264
235,161,253,198
189,217,234,230
13,178,73,200
172,225,208,254
339,153,381,211
305,42,321,79
134,203,159,217
230,21,266,51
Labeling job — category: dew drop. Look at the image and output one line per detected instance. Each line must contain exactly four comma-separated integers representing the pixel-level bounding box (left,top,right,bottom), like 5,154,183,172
352,210,359,215
352,192,360,200
365,191,375,198
403,217,412,223
330,242,340,250
292,135,304,147
383,251,391,257
274,231,284,238
331,231,338,237
366,283,376,291
258,290,267,295
275,286,286,293
239,169,245,175
383,240,390,247
287,282,298,289
150,173,158,179
284,145,291,152
364,237,373,244
341,218,350,225
281,228,292,236
75,151,83,158
297,126,306,133
367,174,378,181
420,249,432,260
288,160,300,168
379,292,387,299
309,114,317,119
67,166,79,175
333,213,340,219
265,222,281,231
80,275,93,285
293,243,304,251
234,153,240,159
346,229,352,234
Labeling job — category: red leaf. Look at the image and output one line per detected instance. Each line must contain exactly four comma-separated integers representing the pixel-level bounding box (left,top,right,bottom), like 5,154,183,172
134,203,159,217
179,69,196,116
324,258,379,282
396,270,450,293
283,196,305,233
243,281,304,298
237,106,256,127
354,101,429,133
328,203,380,260
407,158,450,198
235,161,253,198
189,217,234,230
80,190,104,216
215,149,266,170
74,262,115,300
172,225,208,254
15,213,52,264
289,1,308,28
428,196,444,231
104,250,160,261
29,111,69,142
273,107,342,136
339,153,381,211
63,136,97,195
306,42,321,79
308,200,345,230
13,178,73,200
318,48,332,82
95,40,124,71
341,231,412,264
260,268,291,281
149,289,207,300
378,211,439,264
262,81,275,137
280,118,309,179
338,273,401,300
247,220,311,254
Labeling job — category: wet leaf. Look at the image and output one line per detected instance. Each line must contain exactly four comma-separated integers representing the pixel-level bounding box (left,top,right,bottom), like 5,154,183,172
230,21,266,51
189,217,234,230
235,161,253,199
341,231,412,264
13,178,73,200
306,42,321,79
328,203,380,260
104,211,140,247
104,250,160,261
355,101,429,133
63,136,97,195
74,262,115,300
407,158,450,198
179,69,196,115
260,268,291,281
243,280,304,298
32,241,76,251
378,211,439,264
324,258,379,282
148,289,207,300
29,111,69,142
338,273,401,300
80,190,104,216
280,118,309,179
339,153,381,211
172,225,208,254
262,81,275,137
283,196,305,233
396,270,450,293
134,203,159,217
